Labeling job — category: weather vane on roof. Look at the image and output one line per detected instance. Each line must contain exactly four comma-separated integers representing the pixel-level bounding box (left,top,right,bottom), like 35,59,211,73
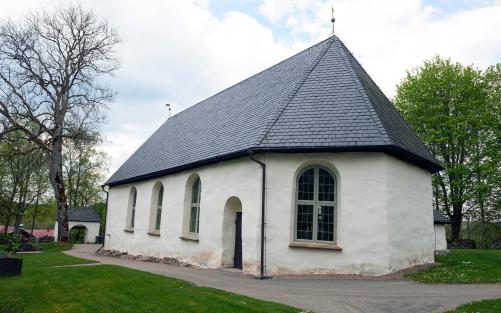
331,4,335,36
166,103,171,118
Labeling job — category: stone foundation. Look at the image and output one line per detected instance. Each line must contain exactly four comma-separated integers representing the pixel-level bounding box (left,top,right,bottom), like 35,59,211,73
96,249,194,267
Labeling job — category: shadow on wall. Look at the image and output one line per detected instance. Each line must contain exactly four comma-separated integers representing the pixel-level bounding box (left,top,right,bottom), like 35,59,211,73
221,196,242,268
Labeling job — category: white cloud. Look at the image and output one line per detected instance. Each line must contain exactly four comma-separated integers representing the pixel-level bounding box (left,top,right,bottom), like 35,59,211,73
0,0,296,180
258,0,501,97
1,0,500,182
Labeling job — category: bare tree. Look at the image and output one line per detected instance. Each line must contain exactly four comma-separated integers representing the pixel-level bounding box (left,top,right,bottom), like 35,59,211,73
0,5,119,241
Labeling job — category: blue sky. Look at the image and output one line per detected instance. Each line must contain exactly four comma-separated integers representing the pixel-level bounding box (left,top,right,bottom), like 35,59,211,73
1,0,500,178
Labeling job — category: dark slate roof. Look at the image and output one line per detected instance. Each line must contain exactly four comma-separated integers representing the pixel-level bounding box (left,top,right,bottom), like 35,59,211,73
68,206,101,223
106,36,441,186
434,210,451,224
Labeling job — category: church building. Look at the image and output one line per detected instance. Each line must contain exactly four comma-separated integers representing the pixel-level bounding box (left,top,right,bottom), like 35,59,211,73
103,35,442,277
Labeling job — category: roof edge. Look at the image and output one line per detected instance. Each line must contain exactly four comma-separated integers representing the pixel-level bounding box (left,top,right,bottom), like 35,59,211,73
105,145,442,187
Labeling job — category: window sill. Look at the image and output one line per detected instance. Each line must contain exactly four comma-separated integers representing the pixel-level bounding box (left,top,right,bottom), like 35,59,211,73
289,242,342,251
147,231,160,236
179,233,199,242
123,228,134,233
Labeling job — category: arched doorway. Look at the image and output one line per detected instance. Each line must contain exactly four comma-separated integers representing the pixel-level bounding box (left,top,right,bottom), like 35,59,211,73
221,197,242,269
69,225,88,244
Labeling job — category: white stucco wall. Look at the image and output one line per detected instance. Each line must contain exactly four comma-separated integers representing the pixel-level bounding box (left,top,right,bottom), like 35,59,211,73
434,224,448,251
385,155,435,271
105,152,435,276
105,157,262,273
54,221,101,243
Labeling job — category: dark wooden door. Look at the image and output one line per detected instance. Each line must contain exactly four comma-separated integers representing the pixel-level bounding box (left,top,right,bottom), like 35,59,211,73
234,212,242,269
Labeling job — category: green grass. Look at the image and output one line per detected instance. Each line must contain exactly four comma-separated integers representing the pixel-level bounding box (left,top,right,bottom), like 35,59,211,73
0,245,300,313
38,242,72,252
18,251,96,268
446,299,501,313
11,242,96,268
408,249,501,283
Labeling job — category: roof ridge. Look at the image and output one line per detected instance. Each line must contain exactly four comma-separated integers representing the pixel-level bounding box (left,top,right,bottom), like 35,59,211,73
338,38,438,163
256,37,336,147
335,38,392,145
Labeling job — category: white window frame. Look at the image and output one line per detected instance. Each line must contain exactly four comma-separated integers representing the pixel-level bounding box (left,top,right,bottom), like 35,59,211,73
154,184,164,231
294,166,337,243
128,187,137,230
189,178,201,234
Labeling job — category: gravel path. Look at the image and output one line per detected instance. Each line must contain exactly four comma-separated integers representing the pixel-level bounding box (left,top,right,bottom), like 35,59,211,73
66,244,501,313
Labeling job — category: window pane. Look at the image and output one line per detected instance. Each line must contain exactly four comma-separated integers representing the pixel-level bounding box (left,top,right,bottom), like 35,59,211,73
132,190,137,207
318,169,335,202
157,185,164,206
131,208,135,228
298,169,314,201
189,206,199,233
296,204,314,240
191,178,200,204
317,205,334,241
155,207,162,230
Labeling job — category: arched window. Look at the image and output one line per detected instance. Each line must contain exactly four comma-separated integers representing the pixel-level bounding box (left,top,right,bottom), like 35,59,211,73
295,166,336,242
128,187,137,229
189,177,201,233
155,185,164,231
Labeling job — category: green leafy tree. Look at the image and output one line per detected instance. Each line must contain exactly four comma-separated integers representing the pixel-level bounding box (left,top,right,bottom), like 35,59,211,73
64,135,107,207
395,56,500,242
0,132,49,236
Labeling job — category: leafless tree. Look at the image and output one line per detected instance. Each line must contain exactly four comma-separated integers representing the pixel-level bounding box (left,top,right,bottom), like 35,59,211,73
0,5,120,241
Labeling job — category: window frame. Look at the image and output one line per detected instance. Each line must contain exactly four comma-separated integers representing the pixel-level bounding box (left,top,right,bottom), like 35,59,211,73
154,184,164,231
127,187,137,230
294,166,337,244
189,177,201,234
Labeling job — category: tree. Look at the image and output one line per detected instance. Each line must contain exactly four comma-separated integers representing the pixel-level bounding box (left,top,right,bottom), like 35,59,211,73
24,199,56,230
395,56,500,241
0,133,49,236
0,5,120,241
64,134,107,207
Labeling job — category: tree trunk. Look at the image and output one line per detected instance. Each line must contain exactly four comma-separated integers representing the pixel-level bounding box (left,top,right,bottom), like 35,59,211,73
450,204,463,241
30,200,39,237
49,136,69,242
480,201,487,249
13,203,23,237
2,214,10,235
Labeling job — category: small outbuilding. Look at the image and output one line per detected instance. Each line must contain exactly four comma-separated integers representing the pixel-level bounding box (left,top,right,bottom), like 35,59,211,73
54,206,101,244
433,210,451,253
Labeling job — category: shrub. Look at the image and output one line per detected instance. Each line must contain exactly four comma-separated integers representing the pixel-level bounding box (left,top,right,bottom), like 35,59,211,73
0,233,13,245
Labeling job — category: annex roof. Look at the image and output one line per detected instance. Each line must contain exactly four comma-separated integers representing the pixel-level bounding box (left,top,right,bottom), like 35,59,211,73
434,210,451,224
68,206,101,223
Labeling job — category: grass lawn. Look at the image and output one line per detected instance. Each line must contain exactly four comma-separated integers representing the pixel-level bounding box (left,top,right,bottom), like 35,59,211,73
446,299,501,313
408,249,501,283
11,242,97,268
0,244,301,313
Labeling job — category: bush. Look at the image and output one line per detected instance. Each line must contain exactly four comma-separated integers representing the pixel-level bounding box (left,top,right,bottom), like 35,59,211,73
0,233,13,245
0,296,24,313
70,228,86,244
0,234,17,253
